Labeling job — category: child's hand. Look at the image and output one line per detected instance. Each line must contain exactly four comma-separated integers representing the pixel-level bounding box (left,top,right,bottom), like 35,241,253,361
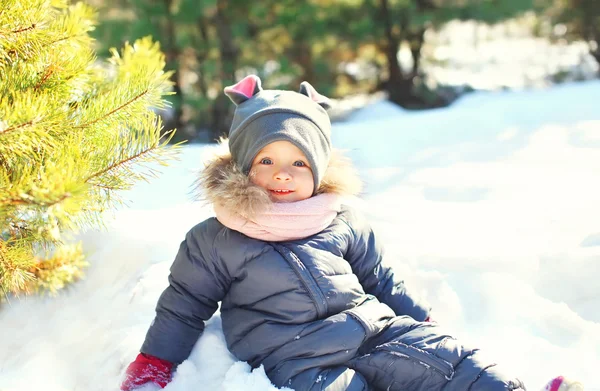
121,353,173,390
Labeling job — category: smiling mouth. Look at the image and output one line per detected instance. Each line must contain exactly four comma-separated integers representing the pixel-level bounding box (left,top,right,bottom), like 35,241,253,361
269,189,294,195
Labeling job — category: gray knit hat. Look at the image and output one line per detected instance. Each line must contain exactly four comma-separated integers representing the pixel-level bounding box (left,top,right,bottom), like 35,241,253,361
224,75,332,194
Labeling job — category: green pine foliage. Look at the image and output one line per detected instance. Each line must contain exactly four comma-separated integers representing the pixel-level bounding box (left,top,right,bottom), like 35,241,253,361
0,0,181,299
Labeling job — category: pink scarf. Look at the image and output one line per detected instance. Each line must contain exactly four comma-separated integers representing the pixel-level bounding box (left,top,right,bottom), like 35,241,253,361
214,193,342,241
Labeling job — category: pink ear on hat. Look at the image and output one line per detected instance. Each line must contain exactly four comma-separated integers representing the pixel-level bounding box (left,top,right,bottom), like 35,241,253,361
224,75,263,105
299,81,331,110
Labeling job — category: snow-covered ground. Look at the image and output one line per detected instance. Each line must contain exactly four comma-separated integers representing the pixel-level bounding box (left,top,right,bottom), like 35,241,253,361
1,81,599,391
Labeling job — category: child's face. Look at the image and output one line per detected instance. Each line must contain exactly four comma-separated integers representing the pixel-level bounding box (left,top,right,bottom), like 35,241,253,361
250,141,314,202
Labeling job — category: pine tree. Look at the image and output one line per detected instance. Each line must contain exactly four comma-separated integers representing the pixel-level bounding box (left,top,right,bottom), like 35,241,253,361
0,0,180,299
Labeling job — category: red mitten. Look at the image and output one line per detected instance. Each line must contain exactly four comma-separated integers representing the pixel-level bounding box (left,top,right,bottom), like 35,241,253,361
543,376,584,391
121,353,173,390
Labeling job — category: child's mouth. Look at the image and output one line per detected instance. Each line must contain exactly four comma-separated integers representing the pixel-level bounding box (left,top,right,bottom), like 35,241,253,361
269,189,294,196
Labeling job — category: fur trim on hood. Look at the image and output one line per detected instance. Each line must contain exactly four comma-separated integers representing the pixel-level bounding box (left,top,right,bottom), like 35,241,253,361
195,139,362,218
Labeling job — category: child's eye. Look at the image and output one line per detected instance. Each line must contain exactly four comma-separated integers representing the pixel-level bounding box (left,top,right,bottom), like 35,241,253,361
260,158,272,165
293,161,306,167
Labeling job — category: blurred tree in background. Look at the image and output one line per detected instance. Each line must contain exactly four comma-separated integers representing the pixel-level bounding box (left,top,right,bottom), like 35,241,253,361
0,0,180,298
360,0,541,106
92,0,598,140
540,0,599,75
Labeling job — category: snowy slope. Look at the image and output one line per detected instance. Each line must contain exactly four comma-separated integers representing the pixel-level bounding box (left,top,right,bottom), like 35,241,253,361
1,81,599,391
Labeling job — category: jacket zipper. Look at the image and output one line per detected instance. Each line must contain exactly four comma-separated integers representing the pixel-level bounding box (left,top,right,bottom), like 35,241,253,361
272,244,328,319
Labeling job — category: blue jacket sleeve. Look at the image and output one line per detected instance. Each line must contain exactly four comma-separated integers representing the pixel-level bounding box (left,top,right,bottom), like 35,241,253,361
141,220,230,364
342,207,430,321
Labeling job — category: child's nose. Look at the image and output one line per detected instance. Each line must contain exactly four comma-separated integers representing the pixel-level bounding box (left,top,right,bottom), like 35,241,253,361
274,168,292,181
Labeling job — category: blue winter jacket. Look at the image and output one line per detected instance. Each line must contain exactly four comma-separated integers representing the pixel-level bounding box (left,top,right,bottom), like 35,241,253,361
140,149,430,387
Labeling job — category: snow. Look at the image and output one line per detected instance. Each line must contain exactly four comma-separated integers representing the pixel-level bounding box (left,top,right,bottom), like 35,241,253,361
343,98,406,123
1,80,600,391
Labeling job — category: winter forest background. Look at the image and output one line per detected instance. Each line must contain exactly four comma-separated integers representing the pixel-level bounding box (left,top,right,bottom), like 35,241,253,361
1,0,599,390
88,0,600,140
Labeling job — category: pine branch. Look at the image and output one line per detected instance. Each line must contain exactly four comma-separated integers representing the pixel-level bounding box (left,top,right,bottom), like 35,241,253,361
7,220,34,241
34,66,55,91
47,33,86,46
0,120,35,135
85,143,159,183
75,89,149,129
11,24,37,34
0,193,70,208
90,183,120,191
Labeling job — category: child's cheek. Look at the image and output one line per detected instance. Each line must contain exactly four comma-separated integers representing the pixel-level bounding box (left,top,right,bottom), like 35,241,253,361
249,167,266,189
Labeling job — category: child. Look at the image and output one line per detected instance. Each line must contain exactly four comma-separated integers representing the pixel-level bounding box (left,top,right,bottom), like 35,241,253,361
121,74,528,391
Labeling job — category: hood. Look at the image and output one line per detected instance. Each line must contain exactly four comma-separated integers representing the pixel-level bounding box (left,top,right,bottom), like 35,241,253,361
195,139,362,218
